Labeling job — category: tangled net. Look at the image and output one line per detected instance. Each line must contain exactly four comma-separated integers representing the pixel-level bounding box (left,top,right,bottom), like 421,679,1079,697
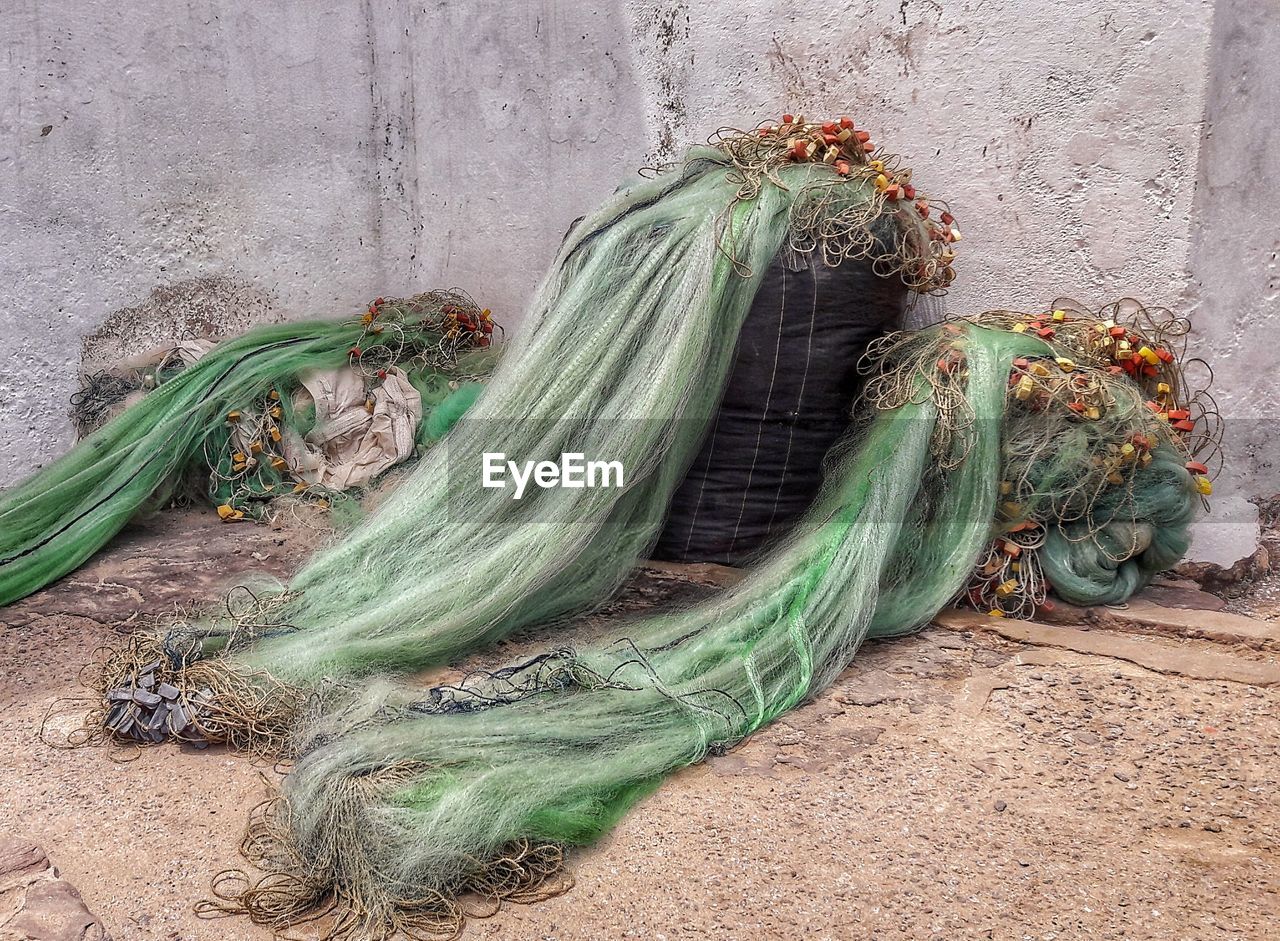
0,290,500,607
204,289,498,523
45,628,302,763
155,307,1210,941
862,298,1219,618
196,771,570,941
18,117,1217,940
703,116,957,291
69,371,145,436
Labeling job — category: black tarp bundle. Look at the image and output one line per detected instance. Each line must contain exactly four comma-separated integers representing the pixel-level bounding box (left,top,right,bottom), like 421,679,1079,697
653,252,907,565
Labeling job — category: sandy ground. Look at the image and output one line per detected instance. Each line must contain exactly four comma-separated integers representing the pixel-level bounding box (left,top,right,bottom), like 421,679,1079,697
2,508,1278,941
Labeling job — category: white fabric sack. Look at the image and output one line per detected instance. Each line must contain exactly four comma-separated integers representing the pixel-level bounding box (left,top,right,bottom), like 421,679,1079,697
283,366,423,490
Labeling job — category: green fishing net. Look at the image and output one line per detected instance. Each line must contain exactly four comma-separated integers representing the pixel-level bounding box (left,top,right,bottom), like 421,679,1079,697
0,291,498,607
10,118,1215,940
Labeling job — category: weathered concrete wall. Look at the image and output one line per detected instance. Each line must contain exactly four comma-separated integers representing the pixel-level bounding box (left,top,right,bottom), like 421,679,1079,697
1,1,383,475
624,0,1214,315
1185,0,1280,564
0,1,647,481
0,0,1270,562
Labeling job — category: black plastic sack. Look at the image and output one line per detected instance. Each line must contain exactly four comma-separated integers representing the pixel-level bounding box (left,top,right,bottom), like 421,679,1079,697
652,252,907,565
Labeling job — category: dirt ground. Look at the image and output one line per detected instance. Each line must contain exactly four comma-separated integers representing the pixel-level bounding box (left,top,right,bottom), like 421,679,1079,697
2,508,1278,941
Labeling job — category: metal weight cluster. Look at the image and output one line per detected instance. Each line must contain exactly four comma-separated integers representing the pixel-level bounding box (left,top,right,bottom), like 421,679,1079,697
104,659,211,746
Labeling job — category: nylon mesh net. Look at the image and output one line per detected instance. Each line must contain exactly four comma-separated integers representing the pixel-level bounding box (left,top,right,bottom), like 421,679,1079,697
6,119,1214,940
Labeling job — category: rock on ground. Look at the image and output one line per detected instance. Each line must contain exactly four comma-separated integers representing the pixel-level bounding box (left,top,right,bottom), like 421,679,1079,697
0,837,110,941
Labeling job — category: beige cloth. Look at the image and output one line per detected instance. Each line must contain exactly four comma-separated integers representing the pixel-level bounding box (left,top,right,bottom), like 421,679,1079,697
120,339,218,371
283,366,423,490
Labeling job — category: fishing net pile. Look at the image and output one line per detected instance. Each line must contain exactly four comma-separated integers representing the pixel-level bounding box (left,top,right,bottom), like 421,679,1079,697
9,116,1216,939
0,291,499,608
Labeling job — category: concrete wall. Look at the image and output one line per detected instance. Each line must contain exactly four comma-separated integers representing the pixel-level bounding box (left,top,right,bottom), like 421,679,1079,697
1185,0,1280,564
1,0,1271,562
